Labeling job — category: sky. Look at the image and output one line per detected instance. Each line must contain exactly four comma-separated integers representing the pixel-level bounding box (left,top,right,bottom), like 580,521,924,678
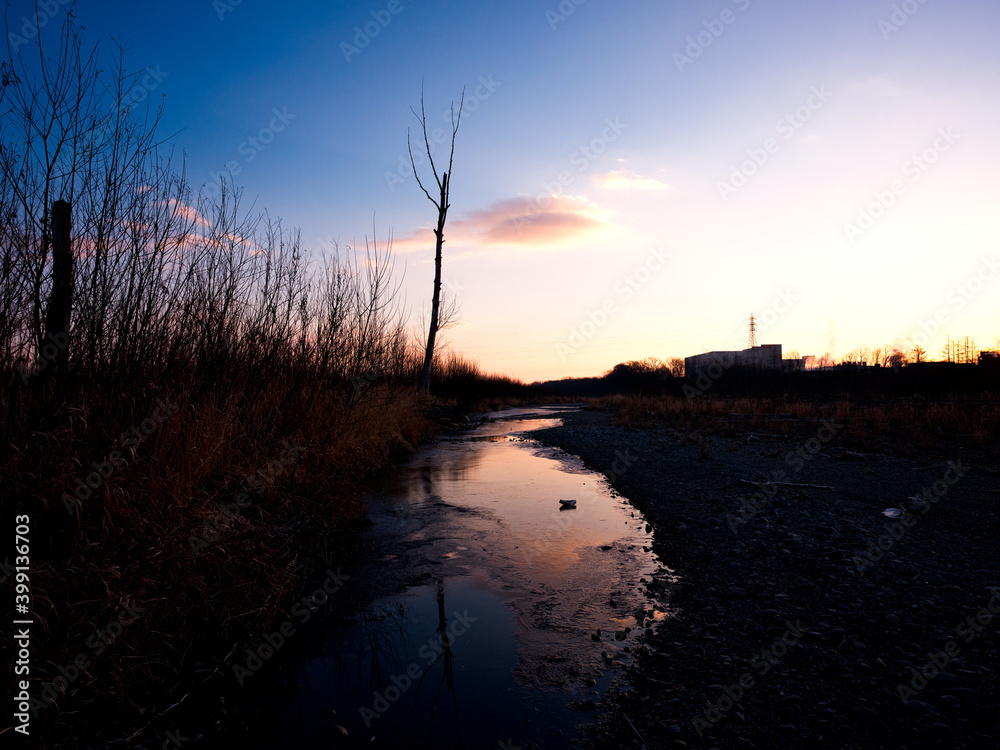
6,0,1000,382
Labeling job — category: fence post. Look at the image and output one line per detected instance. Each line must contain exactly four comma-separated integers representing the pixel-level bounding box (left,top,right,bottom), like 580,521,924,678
43,200,73,381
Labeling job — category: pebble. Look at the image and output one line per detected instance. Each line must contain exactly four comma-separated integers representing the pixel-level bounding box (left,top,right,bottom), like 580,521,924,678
530,408,1000,749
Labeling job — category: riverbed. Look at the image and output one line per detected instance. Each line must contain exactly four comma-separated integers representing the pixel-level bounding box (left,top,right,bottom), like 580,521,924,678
236,405,674,749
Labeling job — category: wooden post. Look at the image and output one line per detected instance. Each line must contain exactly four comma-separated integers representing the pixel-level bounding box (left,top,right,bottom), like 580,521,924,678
43,200,73,380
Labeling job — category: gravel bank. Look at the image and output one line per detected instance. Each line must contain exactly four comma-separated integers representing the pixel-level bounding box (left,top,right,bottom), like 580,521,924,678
533,407,1000,750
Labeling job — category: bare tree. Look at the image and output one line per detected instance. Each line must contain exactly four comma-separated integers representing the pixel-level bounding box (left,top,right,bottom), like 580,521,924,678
668,357,685,377
867,344,895,368
639,356,664,371
842,346,863,365
911,345,927,363
888,349,908,368
940,335,956,363
408,87,464,395
962,335,977,364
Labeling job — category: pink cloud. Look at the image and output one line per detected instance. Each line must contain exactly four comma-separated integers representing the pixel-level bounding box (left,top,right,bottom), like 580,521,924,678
393,194,612,252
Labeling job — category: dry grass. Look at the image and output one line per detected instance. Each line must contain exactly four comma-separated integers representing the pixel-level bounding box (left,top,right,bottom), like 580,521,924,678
5,375,436,740
428,350,537,407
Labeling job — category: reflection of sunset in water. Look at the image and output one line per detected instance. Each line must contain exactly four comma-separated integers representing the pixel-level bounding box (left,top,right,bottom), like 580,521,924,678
387,413,664,585
240,407,676,749
375,408,675,691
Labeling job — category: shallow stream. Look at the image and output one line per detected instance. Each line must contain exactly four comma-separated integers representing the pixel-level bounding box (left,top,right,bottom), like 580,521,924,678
238,405,674,748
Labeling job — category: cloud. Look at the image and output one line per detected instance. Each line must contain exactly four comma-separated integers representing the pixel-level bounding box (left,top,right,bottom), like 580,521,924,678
166,198,210,228
595,168,671,192
393,194,612,252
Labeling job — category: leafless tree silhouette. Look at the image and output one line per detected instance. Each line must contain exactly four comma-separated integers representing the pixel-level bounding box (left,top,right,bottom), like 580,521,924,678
408,87,464,395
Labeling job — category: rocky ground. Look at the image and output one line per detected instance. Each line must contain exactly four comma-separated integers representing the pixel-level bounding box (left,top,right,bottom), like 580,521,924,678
533,407,1000,750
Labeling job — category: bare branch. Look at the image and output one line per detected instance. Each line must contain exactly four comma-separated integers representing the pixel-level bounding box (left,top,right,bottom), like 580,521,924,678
446,87,466,179
407,128,435,207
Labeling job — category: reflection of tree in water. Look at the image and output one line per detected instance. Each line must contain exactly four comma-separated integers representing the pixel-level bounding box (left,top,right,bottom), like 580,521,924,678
412,578,461,744
352,579,463,742
417,444,486,494
356,603,411,691
346,581,463,742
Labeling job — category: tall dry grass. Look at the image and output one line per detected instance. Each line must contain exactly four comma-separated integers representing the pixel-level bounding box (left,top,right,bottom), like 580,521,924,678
428,350,536,407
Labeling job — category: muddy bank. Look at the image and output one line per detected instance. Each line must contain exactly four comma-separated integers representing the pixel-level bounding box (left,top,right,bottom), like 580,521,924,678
533,407,1000,749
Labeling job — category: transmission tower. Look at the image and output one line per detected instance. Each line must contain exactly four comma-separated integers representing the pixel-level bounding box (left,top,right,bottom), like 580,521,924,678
747,314,758,348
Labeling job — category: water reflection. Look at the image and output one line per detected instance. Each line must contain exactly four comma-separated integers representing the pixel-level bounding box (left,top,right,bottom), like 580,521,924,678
239,406,674,749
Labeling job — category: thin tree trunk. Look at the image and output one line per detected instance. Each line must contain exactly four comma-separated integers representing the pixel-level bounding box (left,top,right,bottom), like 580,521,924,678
409,88,463,395
419,172,449,394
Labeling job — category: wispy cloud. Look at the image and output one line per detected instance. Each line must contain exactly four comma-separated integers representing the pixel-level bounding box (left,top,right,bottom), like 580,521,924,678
165,197,211,228
393,194,612,252
595,168,671,192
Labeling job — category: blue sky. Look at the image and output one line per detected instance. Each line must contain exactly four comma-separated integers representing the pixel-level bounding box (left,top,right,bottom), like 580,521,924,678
7,0,1000,380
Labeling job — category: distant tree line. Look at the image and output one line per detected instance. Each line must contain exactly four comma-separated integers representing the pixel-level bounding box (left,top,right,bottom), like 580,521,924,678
542,337,998,399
